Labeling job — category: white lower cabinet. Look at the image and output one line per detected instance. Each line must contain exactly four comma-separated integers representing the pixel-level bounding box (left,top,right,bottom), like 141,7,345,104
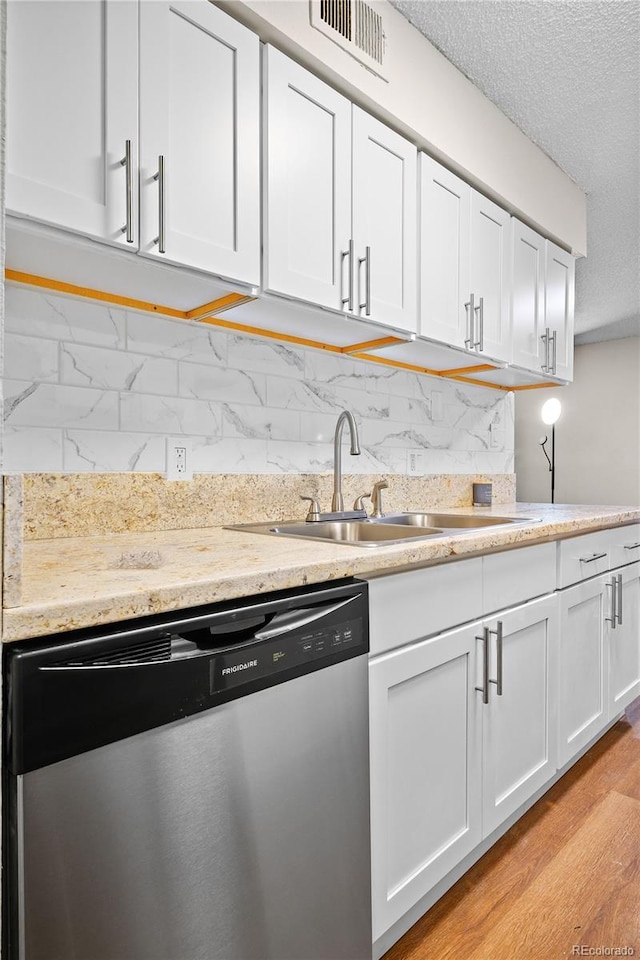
369,623,482,941
609,561,640,716
481,599,558,837
369,593,558,940
557,560,640,767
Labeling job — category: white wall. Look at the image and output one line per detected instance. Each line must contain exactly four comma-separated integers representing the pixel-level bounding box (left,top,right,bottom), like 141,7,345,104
515,338,640,506
221,0,587,254
2,285,514,476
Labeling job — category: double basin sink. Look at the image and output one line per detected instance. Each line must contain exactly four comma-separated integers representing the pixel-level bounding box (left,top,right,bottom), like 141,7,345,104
232,512,535,548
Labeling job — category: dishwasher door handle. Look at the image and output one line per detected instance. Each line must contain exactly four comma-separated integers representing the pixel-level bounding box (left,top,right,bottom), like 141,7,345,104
254,596,358,640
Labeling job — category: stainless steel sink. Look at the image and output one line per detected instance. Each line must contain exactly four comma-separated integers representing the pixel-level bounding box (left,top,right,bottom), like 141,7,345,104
231,520,445,547
375,513,526,529
229,513,537,548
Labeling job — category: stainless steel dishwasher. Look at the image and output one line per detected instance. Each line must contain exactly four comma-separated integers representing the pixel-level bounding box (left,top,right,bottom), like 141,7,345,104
3,579,371,960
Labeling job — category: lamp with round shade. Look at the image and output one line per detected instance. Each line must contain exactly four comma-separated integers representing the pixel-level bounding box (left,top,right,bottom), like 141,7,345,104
539,398,562,503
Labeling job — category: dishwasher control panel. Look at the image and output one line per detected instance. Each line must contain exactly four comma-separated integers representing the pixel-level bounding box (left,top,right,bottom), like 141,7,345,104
212,618,363,693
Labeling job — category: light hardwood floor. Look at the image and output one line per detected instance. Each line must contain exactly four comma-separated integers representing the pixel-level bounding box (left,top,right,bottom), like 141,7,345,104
385,699,640,960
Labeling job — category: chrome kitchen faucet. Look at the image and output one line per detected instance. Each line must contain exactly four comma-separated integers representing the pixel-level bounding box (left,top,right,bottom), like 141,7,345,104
332,410,361,512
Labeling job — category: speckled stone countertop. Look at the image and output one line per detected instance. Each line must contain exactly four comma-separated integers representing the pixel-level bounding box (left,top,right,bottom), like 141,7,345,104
4,502,639,643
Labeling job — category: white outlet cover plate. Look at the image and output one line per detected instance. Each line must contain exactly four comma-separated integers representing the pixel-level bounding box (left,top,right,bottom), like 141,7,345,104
166,437,193,481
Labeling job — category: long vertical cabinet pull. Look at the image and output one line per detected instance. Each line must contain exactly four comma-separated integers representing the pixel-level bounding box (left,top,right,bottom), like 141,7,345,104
464,293,475,348
475,627,490,704
540,327,549,372
616,573,623,625
120,140,134,243
358,246,371,316
474,297,484,352
605,577,617,628
550,329,557,375
153,155,166,253
488,621,503,695
340,240,354,311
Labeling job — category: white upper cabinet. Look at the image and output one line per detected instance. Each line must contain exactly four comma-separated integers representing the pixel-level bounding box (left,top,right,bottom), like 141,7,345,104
352,108,417,333
511,219,545,371
469,192,512,361
264,47,417,334
7,0,260,286
545,239,575,381
6,0,138,248
420,155,511,362
262,45,351,310
510,223,575,380
420,156,470,350
139,0,260,282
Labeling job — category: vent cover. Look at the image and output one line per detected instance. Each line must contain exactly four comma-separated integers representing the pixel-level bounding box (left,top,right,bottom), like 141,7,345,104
311,0,388,80
52,635,172,667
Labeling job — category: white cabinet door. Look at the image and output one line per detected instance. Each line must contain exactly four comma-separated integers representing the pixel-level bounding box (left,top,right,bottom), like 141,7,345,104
609,562,640,716
419,154,471,349
511,219,545,372
263,45,351,308
481,596,558,837
139,0,260,283
7,0,138,247
544,239,575,381
369,624,482,941
352,107,417,333
469,191,512,362
558,576,610,767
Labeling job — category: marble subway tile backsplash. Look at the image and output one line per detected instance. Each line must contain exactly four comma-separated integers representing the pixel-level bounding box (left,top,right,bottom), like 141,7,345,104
3,285,515,475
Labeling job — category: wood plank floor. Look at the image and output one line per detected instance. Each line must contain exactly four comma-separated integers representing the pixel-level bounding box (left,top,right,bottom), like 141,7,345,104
384,699,640,960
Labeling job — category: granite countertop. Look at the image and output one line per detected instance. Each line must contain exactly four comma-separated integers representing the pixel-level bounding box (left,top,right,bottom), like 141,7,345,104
4,502,639,643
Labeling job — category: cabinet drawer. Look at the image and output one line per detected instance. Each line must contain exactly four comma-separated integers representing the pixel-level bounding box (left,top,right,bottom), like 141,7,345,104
483,543,556,614
608,524,640,569
557,530,613,588
366,558,483,656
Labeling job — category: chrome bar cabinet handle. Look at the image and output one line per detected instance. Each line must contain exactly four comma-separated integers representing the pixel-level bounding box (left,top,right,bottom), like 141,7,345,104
474,296,484,351
550,329,557,375
616,573,623,625
358,246,371,316
340,239,354,311
153,155,165,254
464,293,475,348
475,626,490,705
580,552,608,564
624,542,640,551
605,577,617,628
120,140,134,243
540,328,549,372
488,620,503,696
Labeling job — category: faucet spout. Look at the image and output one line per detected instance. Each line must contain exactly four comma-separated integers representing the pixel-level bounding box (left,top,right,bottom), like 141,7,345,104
332,410,361,512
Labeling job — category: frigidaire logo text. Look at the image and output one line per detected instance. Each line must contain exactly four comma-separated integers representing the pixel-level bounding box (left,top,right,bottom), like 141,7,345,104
222,660,258,676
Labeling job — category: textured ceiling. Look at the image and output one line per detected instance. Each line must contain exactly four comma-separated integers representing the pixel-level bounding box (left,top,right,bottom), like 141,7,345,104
389,0,640,342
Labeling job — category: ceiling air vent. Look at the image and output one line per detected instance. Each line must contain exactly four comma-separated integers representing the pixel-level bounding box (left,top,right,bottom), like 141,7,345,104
311,0,389,81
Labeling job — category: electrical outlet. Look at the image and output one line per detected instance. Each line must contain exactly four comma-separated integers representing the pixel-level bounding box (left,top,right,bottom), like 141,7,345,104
431,391,444,422
166,438,193,481
408,450,425,475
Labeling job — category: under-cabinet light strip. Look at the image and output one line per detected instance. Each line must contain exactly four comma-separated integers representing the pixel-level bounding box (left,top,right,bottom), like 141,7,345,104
4,269,560,391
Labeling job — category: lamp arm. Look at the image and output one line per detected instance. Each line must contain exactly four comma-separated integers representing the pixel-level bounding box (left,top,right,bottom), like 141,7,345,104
539,436,552,472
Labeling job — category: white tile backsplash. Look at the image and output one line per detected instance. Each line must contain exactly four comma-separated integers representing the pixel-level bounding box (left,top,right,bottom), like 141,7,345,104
63,430,167,473
2,286,516,475
61,343,178,395
120,393,222,436
4,380,119,430
6,286,126,347
5,333,59,382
